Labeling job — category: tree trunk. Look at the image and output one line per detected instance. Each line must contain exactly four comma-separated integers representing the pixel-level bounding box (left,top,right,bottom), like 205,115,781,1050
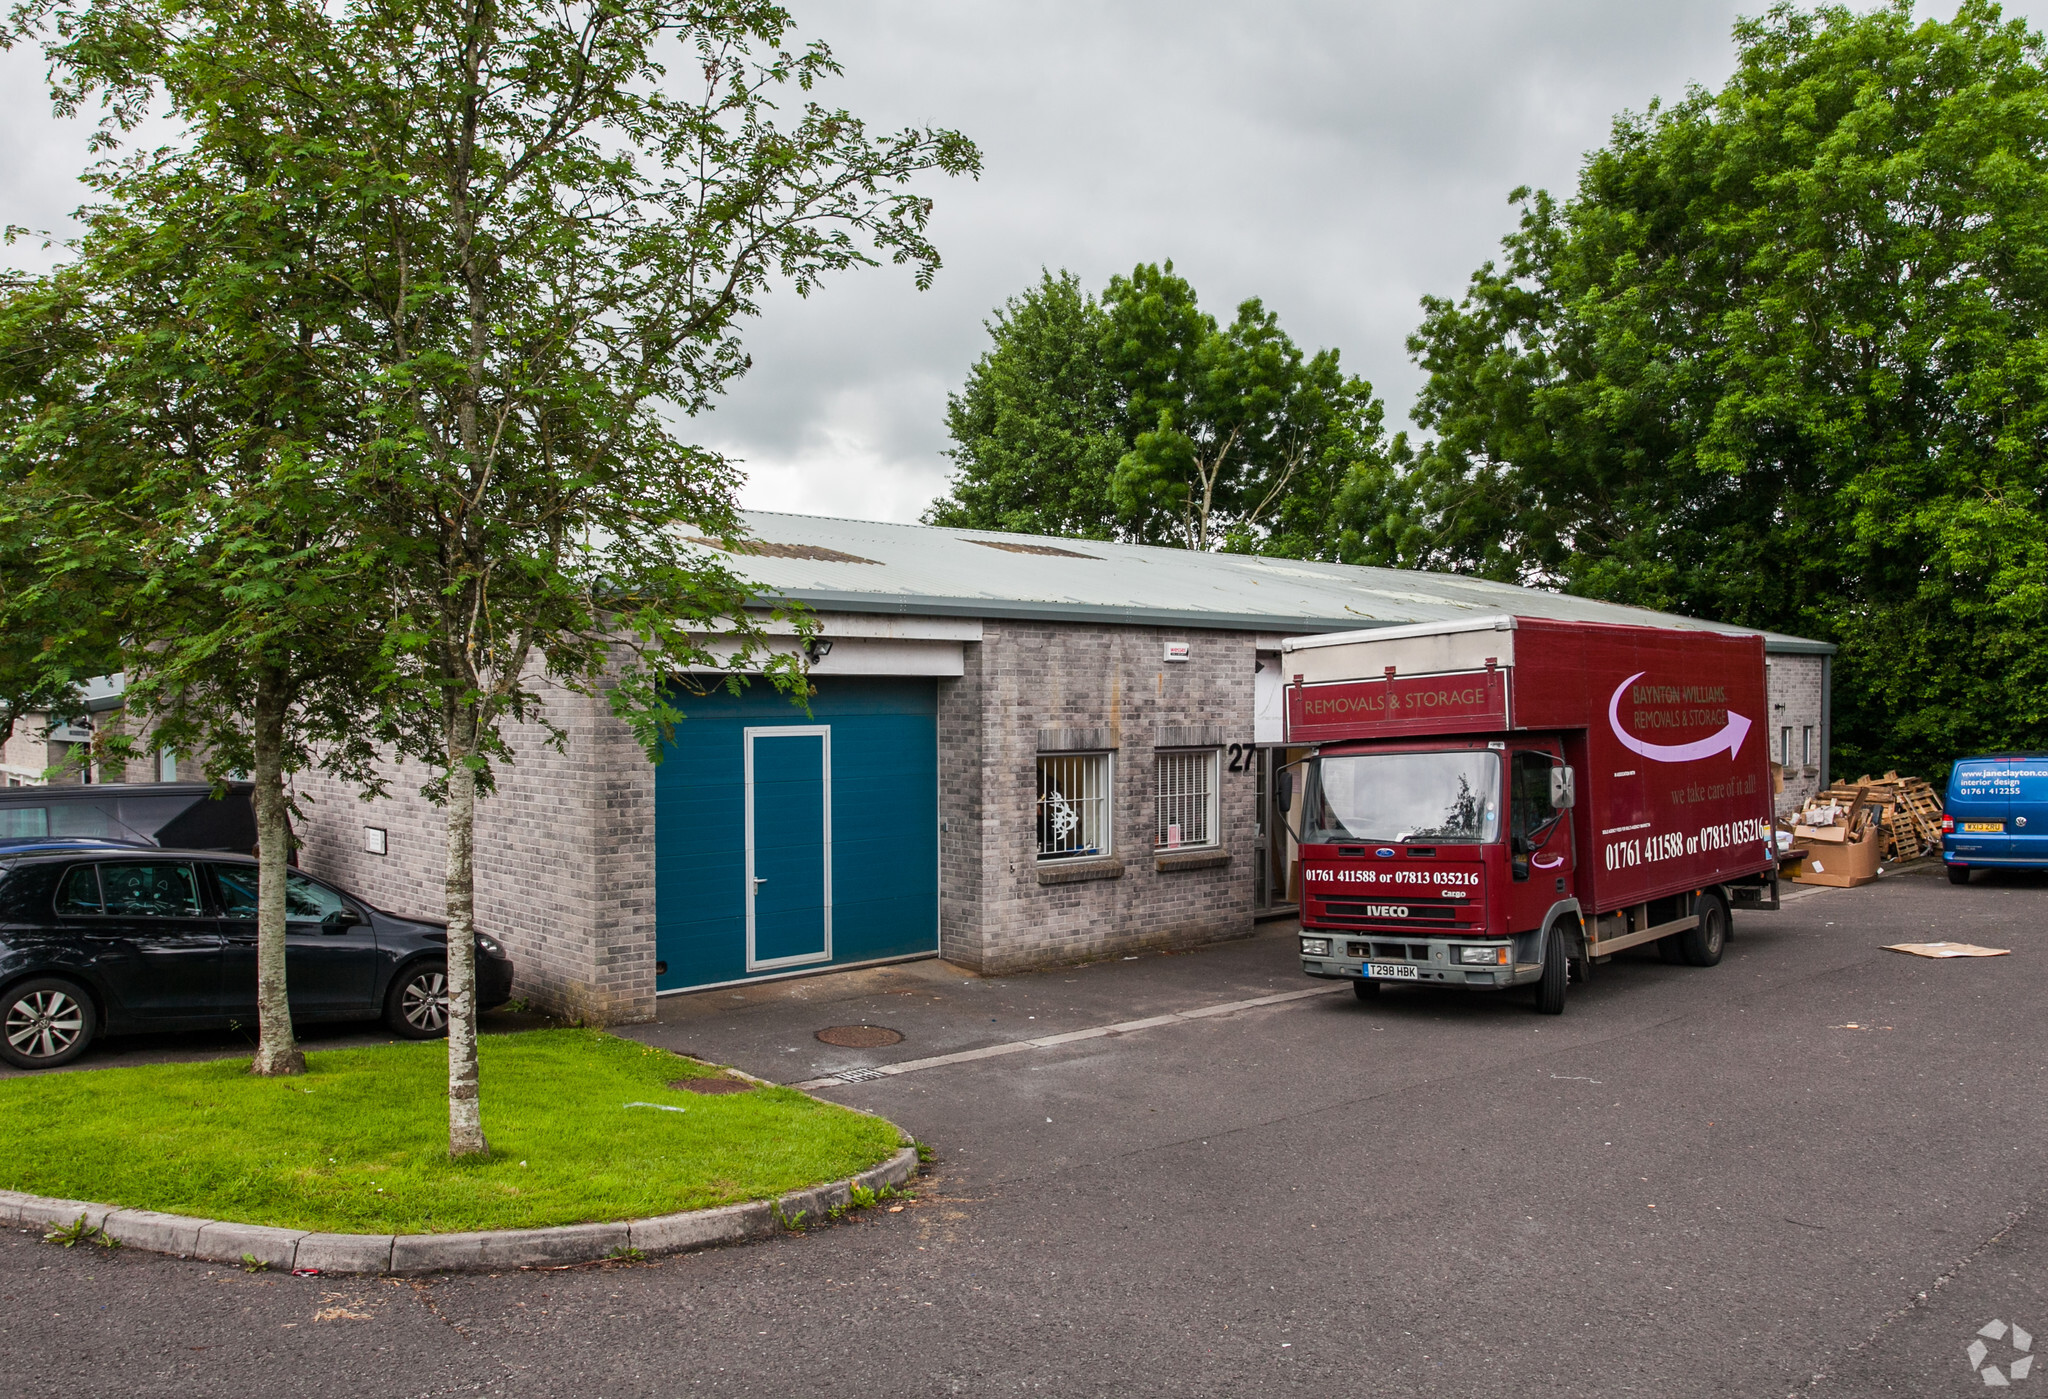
443,712,488,1157
247,666,305,1077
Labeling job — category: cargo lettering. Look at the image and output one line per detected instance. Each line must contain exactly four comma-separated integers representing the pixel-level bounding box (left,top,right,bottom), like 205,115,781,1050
1301,686,1494,717
1301,868,1480,886
1629,682,1733,734
1629,684,1729,705
1602,816,1771,872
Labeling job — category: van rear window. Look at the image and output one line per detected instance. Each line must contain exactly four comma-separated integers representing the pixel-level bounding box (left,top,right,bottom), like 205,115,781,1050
0,808,48,840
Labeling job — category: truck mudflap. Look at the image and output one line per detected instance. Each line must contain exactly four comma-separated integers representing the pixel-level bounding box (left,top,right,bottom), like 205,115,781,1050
1298,932,1544,990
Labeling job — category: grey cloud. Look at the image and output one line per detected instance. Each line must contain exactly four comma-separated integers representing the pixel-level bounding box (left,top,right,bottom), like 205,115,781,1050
7,2,2043,523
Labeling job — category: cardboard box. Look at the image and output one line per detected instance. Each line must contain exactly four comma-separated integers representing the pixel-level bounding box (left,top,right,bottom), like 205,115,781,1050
1795,823,1853,845
1792,826,1881,887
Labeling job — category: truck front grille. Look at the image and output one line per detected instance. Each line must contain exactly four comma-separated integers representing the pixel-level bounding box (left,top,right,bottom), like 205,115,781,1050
1319,900,1461,926
1348,941,1430,961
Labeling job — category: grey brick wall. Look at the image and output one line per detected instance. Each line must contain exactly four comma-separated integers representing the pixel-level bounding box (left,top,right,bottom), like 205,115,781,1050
937,621,1257,974
1765,654,1828,814
292,676,657,1026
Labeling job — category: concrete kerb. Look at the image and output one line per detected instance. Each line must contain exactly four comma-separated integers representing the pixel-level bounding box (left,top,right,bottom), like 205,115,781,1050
0,1144,920,1275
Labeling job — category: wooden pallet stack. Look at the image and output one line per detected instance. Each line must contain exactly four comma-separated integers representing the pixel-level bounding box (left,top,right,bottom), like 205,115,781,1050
1811,773,1943,862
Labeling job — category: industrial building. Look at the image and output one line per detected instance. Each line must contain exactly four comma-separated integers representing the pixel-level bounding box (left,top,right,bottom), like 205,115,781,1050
290,512,1834,1023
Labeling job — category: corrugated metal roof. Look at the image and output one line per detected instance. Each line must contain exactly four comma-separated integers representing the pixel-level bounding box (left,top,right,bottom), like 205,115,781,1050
702,512,1834,656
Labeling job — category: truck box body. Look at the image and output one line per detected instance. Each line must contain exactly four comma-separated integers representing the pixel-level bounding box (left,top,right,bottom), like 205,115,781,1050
1281,615,1777,1006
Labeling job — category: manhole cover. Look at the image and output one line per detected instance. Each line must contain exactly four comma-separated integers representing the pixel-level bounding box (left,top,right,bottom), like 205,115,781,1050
815,1024,904,1048
669,1077,754,1095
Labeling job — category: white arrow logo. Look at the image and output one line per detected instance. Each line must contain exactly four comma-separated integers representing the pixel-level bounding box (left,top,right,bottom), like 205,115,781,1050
1607,672,1753,764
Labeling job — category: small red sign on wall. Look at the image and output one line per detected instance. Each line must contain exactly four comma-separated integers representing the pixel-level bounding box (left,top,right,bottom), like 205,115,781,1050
1287,670,1508,741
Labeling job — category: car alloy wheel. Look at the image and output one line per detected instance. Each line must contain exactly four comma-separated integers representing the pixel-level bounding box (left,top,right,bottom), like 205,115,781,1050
6,986,87,1063
401,970,450,1034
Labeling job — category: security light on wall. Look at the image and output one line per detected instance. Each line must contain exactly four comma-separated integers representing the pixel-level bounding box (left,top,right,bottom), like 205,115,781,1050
804,637,833,664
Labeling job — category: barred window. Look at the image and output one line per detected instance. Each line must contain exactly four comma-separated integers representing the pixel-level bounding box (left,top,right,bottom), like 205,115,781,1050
1037,753,1111,860
1155,749,1219,849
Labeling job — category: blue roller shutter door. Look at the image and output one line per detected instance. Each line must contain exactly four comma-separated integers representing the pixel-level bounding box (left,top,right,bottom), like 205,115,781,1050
655,676,938,990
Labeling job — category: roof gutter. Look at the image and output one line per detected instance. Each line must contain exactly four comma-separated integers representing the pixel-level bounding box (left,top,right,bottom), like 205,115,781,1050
761,588,1839,657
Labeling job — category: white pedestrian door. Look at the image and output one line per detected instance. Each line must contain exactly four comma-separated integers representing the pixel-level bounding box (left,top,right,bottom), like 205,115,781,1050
744,726,832,971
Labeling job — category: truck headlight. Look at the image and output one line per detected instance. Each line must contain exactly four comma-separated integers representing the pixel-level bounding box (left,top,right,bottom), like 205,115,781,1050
1301,938,1331,957
477,934,503,957
1456,945,1507,965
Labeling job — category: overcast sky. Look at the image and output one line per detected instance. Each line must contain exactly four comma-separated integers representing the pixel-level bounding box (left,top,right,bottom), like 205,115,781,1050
5,1,2042,525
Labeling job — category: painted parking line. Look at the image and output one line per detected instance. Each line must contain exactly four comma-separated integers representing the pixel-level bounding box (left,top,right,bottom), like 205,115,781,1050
789,984,1349,1089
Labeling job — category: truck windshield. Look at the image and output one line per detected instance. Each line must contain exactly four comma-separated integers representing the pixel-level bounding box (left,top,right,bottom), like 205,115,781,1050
1305,751,1501,845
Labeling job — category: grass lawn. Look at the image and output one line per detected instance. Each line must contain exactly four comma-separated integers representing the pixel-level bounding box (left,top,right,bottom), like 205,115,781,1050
0,1030,900,1234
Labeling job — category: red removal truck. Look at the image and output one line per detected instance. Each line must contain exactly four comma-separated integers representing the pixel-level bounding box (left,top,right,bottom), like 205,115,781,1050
1281,614,1782,1014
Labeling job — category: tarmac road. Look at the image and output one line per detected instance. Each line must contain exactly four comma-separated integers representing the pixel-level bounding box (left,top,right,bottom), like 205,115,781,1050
1,860,2041,1397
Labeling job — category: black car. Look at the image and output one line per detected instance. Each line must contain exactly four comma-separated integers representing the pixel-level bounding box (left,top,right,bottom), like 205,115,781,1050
0,848,514,1069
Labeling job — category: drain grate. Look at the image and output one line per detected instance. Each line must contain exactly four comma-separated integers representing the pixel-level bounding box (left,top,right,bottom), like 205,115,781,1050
815,1024,904,1048
837,1066,886,1083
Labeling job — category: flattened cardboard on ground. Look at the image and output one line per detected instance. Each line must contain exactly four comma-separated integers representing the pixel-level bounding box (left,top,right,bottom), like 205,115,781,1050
1792,826,1881,887
1885,942,2012,958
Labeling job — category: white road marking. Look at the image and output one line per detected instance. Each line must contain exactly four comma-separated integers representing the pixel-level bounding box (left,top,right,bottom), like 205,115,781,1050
790,882,1846,1090
791,984,1348,1089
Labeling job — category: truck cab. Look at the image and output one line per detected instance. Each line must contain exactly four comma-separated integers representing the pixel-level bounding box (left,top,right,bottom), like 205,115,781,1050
1294,737,1576,995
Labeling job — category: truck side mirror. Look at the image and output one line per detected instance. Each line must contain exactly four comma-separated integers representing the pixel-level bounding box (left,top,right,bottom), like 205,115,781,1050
1276,768,1294,813
1551,765,1576,809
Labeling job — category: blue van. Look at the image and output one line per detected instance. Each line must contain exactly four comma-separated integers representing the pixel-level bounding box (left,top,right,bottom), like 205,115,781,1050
1943,754,2048,884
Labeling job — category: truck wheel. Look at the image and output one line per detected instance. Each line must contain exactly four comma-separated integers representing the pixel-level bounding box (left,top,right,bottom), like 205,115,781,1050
1679,892,1728,967
1534,923,1567,1015
1353,977,1380,1001
1947,865,1970,885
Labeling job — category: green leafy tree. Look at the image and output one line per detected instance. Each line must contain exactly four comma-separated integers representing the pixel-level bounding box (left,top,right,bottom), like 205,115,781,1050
1395,0,2048,774
16,0,975,1154
924,270,1125,538
929,261,1395,555
0,81,395,1076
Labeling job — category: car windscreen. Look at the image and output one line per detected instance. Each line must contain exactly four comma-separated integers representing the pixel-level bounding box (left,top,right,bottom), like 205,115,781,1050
1305,751,1501,845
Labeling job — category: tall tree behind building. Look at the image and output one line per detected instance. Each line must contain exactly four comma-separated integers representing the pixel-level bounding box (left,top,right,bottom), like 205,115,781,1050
1383,0,2048,775
927,262,1398,556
